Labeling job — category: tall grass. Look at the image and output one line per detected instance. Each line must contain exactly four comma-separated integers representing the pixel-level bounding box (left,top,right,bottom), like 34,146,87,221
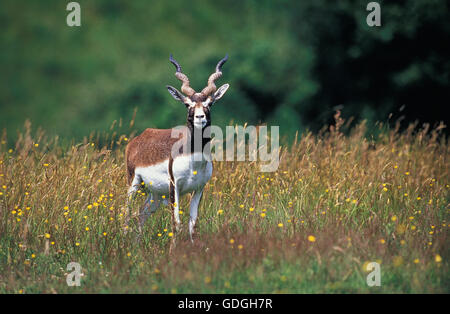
0,114,448,293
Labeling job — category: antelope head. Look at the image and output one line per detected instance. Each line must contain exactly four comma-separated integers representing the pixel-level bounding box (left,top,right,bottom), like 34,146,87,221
166,54,230,129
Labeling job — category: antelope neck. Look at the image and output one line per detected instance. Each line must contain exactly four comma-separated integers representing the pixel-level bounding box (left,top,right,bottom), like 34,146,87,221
186,122,211,154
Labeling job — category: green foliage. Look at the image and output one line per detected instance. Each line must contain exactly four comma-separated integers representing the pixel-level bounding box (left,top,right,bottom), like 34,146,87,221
0,0,448,143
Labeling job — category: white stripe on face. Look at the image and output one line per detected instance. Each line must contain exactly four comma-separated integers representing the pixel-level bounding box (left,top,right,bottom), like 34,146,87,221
202,98,212,107
185,98,195,107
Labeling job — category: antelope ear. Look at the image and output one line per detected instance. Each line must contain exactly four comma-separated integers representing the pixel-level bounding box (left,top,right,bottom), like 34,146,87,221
167,85,185,102
212,84,229,102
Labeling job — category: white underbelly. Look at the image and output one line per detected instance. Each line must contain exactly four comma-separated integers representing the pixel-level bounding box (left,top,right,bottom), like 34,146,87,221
134,154,213,196
135,160,170,194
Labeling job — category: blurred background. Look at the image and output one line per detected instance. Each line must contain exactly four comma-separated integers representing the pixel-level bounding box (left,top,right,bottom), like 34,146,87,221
0,0,448,144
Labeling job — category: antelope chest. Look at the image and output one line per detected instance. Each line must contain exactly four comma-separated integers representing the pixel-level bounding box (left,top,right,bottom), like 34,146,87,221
172,153,213,194
135,153,212,195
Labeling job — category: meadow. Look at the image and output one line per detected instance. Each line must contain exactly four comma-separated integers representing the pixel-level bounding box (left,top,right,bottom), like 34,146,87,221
0,114,448,293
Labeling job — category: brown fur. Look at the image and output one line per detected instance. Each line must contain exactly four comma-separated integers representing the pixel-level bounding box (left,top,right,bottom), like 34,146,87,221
125,128,186,185
190,93,208,102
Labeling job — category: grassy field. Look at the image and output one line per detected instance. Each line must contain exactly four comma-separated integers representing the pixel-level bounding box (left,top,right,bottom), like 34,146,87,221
0,115,448,293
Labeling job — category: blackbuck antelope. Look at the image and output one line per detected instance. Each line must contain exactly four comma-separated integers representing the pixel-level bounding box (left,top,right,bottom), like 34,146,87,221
125,54,229,242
